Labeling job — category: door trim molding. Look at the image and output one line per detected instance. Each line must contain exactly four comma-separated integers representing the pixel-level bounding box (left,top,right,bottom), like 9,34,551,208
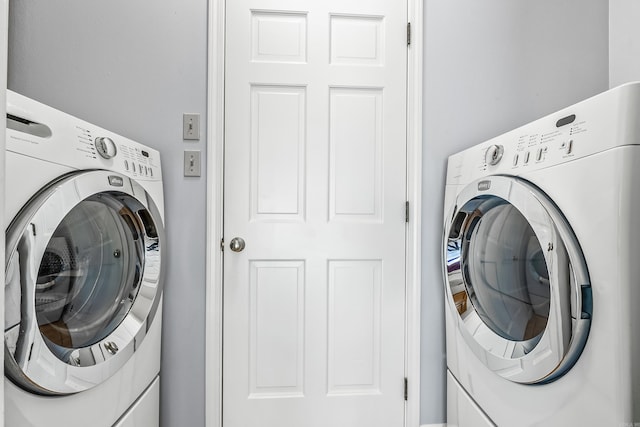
205,0,225,425
205,1,423,425
405,1,423,426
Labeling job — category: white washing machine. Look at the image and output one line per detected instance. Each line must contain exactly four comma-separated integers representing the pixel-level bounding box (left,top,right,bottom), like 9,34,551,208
4,90,165,427
443,82,640,426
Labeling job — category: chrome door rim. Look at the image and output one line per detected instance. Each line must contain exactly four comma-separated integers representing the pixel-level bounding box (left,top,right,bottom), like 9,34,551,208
4,170,165,395
443,175,591,384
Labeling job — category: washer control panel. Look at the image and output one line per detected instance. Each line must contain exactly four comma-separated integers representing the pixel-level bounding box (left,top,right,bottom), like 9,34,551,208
5,90,161,182
508,120,582,171
468,117,588,177
446,82,640,186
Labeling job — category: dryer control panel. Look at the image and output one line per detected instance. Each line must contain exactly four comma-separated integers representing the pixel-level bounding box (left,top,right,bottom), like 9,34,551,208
6,90,162,183
446,82,640,186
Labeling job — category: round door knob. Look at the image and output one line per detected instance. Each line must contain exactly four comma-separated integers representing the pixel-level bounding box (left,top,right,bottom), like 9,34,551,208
229,237,246,252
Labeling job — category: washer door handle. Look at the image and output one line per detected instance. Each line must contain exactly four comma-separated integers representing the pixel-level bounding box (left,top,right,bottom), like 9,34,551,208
229,237,246,253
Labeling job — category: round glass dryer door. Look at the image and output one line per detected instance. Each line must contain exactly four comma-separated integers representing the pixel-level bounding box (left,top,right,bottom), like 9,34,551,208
444,176,592,384
4,170,165,395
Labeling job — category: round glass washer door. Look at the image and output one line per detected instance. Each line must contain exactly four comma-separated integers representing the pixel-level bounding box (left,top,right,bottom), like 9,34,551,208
5,170,165,395
444,175,592,384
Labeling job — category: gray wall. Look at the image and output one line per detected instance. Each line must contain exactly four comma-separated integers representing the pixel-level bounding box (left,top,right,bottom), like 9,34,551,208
420,0,609,424
610,0,640,87
7,1,208,426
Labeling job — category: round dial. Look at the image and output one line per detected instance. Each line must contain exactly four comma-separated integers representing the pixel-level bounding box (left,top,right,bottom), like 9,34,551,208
485,144,504,165
95,137,117,159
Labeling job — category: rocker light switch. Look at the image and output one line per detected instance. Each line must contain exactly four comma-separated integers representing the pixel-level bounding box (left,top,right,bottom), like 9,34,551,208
184,150,201,177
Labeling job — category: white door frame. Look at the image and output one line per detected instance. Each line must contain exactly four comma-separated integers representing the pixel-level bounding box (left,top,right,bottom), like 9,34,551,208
205,1,423,425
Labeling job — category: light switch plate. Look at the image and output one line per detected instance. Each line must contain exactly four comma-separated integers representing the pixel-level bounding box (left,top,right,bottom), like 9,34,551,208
184,150,201,177
183,113,200,140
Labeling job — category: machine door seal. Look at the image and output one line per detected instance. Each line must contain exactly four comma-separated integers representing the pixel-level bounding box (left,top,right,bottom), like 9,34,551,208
4,170,165,395
443,175,591,384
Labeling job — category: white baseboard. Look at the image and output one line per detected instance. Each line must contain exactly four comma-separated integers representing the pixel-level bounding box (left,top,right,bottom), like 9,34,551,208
420,424,446,427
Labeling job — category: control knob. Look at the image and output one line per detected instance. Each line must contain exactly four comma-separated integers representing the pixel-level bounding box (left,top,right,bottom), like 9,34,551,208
485,144,504,165
95,137,117,159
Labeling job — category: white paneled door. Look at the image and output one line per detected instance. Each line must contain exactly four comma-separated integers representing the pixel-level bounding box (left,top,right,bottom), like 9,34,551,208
223,0,408,425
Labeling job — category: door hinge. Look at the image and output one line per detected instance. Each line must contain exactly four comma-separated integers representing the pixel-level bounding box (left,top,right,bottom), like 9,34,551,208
407,22,411,46
405,201,410,223
404,377,408,400
220,238,224,252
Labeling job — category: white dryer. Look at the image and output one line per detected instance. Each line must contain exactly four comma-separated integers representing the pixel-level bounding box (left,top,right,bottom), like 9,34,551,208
443,83,640,426
4,91,165,427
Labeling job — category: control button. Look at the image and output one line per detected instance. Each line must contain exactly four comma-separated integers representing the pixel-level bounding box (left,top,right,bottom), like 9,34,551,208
149,168,153,177
524,151,530,165
144,166,149,176
536,147,548,162
538,147,549,162
124,160,129,171
485,144,504,165
95,137,117,159
567,139,574,154
513,154,519,166
138,163,143,174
